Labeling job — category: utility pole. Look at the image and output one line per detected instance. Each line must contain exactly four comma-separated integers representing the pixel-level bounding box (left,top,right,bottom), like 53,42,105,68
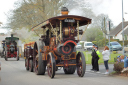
108,21,111,60
122,0,124,55
101,17,107,45
104,17,106,45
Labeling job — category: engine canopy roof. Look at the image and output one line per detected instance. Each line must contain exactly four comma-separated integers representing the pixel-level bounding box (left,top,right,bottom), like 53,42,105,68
32,15,91,30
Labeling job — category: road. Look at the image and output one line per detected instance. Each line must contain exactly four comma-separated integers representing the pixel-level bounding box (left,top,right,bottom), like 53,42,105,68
0,57,128,85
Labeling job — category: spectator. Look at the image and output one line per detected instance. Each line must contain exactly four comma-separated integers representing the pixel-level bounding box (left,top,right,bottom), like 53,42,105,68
94,45,100,72
121,56,128,73
91,44,96,71
102,46,110,74
116,55,125,63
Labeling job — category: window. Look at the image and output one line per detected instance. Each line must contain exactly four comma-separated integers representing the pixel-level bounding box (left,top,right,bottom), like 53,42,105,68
86,43,93,46
111,42,120,45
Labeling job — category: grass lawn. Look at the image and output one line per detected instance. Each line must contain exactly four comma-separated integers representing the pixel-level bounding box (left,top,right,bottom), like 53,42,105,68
81,51,123,64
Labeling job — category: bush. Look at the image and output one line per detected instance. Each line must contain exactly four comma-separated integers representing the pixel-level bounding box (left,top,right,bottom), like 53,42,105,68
92,38,109,47
92,41,97,45
113,62,124,72
110,39,119,42
118,40,128,46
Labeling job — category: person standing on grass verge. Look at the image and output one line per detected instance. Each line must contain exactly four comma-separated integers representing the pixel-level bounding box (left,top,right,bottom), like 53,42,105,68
91,44,96,71
102,46,110,74
94,45,100,72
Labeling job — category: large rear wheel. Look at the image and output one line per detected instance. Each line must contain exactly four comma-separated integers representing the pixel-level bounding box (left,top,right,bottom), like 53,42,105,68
47,52,56,78
76,52,86,77
35,54,46,75
34,41,46,75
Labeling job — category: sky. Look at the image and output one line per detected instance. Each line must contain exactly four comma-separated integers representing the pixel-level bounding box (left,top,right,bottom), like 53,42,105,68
89,0,128,26
0,0,128,33
0,0,18,33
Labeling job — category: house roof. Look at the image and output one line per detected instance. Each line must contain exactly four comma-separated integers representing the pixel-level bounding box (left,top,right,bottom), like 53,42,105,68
123,27,128,35
110,21,128,36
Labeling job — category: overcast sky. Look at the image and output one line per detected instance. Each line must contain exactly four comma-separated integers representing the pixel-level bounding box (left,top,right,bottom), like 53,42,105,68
89,0,128,26
0,0,128,33
0,0,18,33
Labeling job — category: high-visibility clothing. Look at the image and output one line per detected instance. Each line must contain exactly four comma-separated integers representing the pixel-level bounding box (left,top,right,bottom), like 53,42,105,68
96,50,100,58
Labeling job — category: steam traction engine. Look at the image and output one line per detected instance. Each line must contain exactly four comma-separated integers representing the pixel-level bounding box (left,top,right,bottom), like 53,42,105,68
24,42,35,72
30,7,91,78
4,34,19,61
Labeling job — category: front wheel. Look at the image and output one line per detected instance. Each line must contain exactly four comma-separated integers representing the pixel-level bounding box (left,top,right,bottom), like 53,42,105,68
76,52,86,77
47,52,56,78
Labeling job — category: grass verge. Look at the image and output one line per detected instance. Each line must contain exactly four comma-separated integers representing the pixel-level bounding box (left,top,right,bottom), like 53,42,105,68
80,51,122,64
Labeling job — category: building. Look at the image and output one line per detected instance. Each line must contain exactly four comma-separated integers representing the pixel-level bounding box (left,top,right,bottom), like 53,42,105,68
109,21,128,41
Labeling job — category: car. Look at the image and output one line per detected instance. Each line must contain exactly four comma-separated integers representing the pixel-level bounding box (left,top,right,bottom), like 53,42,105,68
107,41,122,51
84,42,93,51
76,43,82,49
124,45,128,53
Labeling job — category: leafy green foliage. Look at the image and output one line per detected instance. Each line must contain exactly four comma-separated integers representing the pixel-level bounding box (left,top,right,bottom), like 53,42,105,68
92,38,108,47
119,40,128,46
85,27,103,42
7,0,79,31
6,0,115,43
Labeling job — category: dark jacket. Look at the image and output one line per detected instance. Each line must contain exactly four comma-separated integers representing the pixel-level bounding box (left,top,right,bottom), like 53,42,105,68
91,49,99,60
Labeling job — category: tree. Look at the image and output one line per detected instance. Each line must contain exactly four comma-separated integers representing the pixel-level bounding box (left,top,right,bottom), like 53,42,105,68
6,0,114,44
7,0,71,31
79,7,114,46
85,27,103,42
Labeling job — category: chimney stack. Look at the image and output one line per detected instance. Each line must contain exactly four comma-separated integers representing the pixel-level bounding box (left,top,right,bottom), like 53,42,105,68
61,7,69,15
